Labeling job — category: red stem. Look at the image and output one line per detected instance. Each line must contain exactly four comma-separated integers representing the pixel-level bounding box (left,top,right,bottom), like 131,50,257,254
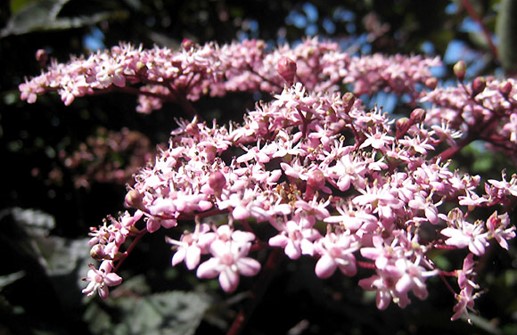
461,0,499,60
113,229,147,273
226,248,283,335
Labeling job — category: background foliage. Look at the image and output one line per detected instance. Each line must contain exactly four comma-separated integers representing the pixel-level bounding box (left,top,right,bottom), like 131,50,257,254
1,0,516,334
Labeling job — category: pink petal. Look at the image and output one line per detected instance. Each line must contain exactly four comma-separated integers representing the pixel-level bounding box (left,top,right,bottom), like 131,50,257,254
315,254,337,278
269,234,288,248
219,268,239,292
232,205,250,220
300,239,315,256
196,258,221,279
237,258,261,276
98,286,109,300
285,241,301,259
376,290,391,310
197,200,213,211
185,246,201,270
172,248,186,266
337,259,357,276
395,274,412,294
104,273,123,286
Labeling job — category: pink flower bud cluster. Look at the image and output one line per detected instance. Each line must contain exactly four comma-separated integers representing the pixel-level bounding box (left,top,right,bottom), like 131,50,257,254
20,38,439,114
20,39,515,321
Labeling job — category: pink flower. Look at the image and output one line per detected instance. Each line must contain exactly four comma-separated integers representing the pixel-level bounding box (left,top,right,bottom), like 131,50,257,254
269,214,321,259
324,202,378,233
196,239,260,293
359,130,394,152
457,254,478,292
358,272,393,310
451,286,477,321
452,254,480,321
19,81,39,103
458,190,489,208
393,258,430,301
440,208,488,256
82,261,122,299
485,211,516,250
353,183,404,227
487,173,517,198
167,223,212,270
314,231,359,278
407,192,442,225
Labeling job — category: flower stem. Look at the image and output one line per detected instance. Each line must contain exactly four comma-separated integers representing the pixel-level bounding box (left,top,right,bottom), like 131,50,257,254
113,229,147,273
226,248,283,335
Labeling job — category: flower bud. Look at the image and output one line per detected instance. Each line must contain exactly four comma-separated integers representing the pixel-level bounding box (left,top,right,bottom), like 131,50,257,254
425,77,437,90
499,81,512,98
307,169,326,191
410,108,426,123
471,76,486,97
124,189,144,209
277,57,297,84
36,49,48,68
208,171,226,195
136,61,148,75
181,38,194,51
342,92,356,114
396,117,410,138
90,244,107,260
453,60,466,81
204,144,217,162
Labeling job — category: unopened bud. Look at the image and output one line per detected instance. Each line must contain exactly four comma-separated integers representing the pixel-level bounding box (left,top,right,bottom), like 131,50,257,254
136,61,147,74
499,81,513,98
181,38,194,51
342,92,356,114
396,117,410,128
35,49,48,68
90,244,107,260
425,77,437,90
277,57,297,84
208,171,226,195
453,60,466,81
471,76,486,97
410,108,426,123
396,117,410,138
307,169,326,191
204,144,217,162
124,189,144,209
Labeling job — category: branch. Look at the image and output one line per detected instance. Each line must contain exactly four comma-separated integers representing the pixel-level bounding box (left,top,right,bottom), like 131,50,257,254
226,248,283,335
461,0,499,60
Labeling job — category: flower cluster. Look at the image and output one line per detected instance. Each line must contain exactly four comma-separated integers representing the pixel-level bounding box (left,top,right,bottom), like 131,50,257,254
166,222,261,293
49,127,154,188
422,76,517,159
19,38,439,114
21,39,516,322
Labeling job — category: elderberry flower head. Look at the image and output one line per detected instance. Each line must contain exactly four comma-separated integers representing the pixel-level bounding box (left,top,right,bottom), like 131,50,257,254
19,39,516,321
